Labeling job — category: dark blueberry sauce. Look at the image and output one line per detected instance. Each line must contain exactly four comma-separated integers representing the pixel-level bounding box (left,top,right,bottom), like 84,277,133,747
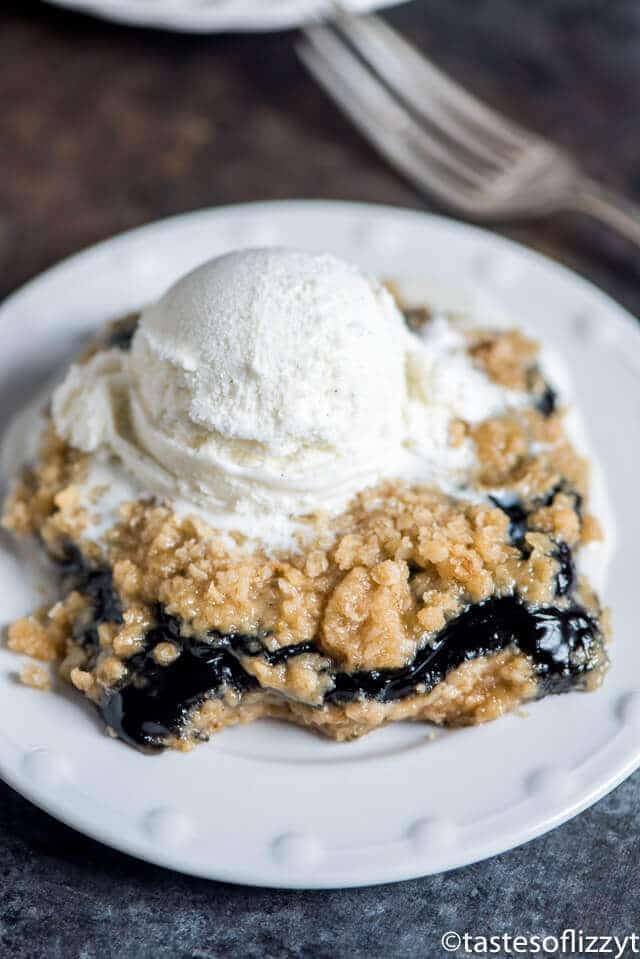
100,629,257,751
59,545,603,750
214,631,318,667
489,496,529,550
554,541,576,597
96,594,602,750
326,595,601,705
58,543,123,624
490,483,582,554
98,627,322,750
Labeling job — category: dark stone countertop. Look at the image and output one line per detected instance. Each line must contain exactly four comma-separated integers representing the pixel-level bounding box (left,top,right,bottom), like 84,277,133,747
1,1,639,955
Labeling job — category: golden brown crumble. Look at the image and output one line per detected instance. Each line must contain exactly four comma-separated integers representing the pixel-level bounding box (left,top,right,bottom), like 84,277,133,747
467,328,539,392
56,481,580,680
2,425,89,542
19,662,52,692
7,591,89,663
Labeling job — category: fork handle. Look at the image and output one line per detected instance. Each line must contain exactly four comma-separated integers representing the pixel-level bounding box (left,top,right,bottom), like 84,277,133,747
572,177,640,248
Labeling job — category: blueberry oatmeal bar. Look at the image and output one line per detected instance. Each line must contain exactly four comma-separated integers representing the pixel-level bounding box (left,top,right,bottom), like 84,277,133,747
2,249,610,752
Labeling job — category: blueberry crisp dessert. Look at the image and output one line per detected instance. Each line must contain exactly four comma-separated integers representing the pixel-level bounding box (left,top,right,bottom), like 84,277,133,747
2,248,610,752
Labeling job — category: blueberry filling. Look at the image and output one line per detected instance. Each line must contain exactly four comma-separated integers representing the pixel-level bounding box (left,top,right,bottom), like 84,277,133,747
488,494,577,599
58,543,123,624
89,594,603,750
100,632,257,752
214,631,318,666
56,523,602,750
554,541,576,597
489,496,529,549
327,595,601,705
490,483,582,554
97,622,322,750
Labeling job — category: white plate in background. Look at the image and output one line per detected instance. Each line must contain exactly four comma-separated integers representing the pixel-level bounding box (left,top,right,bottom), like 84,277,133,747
43,0,406,33
0,200,639,888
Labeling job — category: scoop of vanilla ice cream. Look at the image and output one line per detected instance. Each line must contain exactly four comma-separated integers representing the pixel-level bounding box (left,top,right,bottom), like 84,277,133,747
52,247,515,549
126,248,409,510
132,249,407,456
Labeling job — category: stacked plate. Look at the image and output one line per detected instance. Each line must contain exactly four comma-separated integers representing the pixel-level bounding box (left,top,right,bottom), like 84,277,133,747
44,0,405,32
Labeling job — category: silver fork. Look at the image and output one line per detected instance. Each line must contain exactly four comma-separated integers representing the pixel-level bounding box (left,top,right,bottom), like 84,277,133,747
297,10,640,248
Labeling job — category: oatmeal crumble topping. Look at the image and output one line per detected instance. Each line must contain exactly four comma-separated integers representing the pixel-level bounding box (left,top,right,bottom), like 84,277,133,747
19,662,52,692
467,328,540,392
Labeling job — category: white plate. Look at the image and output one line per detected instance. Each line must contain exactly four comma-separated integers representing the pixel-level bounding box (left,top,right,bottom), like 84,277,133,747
43,0,406,33
1,201,639,889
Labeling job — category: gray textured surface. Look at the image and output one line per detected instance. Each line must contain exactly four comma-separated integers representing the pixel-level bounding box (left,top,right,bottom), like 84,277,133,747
1,1,639,956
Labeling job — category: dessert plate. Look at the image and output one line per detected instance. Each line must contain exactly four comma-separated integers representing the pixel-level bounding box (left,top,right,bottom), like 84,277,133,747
1,201,639,888
43,0,405,33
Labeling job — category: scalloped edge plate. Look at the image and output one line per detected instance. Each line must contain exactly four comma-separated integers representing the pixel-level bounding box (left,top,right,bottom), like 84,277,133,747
1,200,639,888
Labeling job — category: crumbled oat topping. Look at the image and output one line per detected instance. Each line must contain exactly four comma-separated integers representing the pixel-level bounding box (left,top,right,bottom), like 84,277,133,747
2,426,89,540
467,328,539,391
19,662,52,692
